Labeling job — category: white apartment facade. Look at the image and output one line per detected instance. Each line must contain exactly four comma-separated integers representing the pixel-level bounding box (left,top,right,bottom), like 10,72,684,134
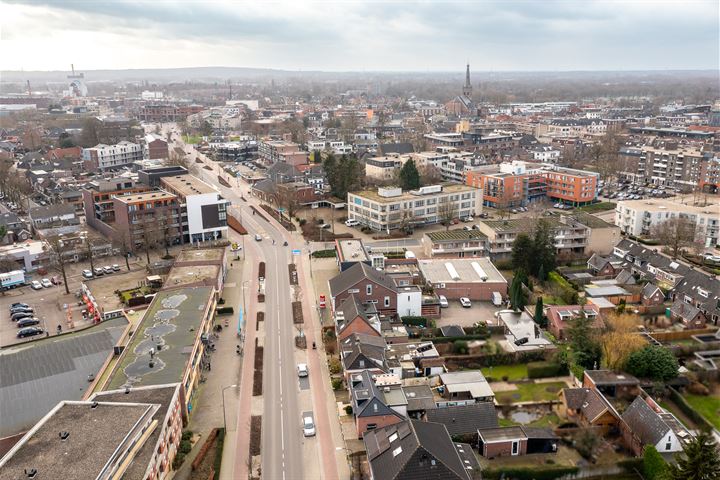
82,141,143,171
347,184,482,232
615,199,719,247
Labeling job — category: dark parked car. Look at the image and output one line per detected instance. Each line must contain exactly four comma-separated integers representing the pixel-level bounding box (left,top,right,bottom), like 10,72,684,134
10,307,34,315
11,312,34,322
10,303,30,310
16,317,40,328
17,326,44,338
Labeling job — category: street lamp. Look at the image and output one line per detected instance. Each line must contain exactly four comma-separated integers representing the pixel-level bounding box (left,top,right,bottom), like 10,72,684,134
222,384,238,431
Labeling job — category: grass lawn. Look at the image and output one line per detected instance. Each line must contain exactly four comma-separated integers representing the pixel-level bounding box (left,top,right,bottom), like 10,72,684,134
542,295,567,305
482,364,528,381
496,382,566,403
683,394,720,430
578,202,616,213
499,412,561,428
119,286,152,303
183,134,202,144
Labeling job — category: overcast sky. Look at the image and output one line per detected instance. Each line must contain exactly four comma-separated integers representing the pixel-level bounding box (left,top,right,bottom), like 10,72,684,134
1,0,718,72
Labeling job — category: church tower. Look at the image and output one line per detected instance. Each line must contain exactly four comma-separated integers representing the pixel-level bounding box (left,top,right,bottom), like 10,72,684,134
462,63,472,99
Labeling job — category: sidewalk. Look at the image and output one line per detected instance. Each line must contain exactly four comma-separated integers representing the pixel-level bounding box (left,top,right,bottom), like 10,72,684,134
172,258,245,480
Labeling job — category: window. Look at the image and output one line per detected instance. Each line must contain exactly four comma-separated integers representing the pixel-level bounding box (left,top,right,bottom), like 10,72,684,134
388,432,398,443
384,296,390,307
392,446,403,457
512,441,519,455
665,442,672,451
366,284,372,295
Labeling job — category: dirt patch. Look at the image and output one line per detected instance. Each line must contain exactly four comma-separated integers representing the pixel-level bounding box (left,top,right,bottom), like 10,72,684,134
288,264,298,285
256,312,264,330
292,301,304,324
295,335,307,349
260,204,296,231
253,338,263,396
300,221,353,242
249,415,262,457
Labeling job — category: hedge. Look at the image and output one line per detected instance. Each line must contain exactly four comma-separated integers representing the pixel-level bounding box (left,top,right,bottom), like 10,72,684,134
527,361,567,378
216,306,234,315
401,316,432,328
642,445,668,479
312,249,336,258
548,271,578,304
668,387,715,431
618,457,644,473
482,466,578,480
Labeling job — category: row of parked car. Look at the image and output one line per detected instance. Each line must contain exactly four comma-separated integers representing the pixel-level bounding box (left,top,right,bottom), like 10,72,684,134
82,264,120,279
9,302,44,338
30,278,57,290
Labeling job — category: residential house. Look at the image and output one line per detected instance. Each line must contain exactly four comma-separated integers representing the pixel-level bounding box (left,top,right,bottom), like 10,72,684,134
0,212,30,244
669,299,707,329
364,420,476,480
546,305,602,340
329,262,422,316
496,310,554,352
335,295,382,343
424,402,499,438
621,396,693,456
417,257,507,301
421,230,488,258
587,253,622,276
641,283,665,306
341,333,389,380
349,370,405,438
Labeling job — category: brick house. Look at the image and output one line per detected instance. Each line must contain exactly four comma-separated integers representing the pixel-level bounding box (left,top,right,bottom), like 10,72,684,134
477,426,558,459
350,370,405,438
587,253,620,276
546,305,602,340
620,396,693,456
641,283,665,306
341,333,389,381
669,299,707,329
334,294,382,343
329,262,421,316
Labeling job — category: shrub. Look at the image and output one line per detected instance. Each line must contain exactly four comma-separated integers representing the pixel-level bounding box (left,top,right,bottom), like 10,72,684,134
298,218,307,226
218,298,225,305
328,357,341,374
311,249,336,258
625,345,679,382
453,340,468,354
401,316,431,327
501,375,509,382
575,430,598,460
687,381,710,395
344,405,353,415
527,361,568,379
643,445,668,479
331,378,343,390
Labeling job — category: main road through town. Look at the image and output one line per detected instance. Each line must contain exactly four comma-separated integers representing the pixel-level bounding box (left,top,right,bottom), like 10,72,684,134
160,125,342,480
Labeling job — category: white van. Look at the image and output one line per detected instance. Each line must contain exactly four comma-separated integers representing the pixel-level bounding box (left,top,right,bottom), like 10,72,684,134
491,292,503,307
345,219,360,227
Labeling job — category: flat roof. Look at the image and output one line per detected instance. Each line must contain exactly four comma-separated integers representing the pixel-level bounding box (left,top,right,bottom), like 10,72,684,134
482,217,561,234
351,183,476,203
426,229,487,242
107,287,214,390
165,265,220,288
478,426,526,442
175,248,225,263
161,174,217,196
584,285,630,297
418,258,506,284
0,401,157,480
617,198,719,215
0,318,127,438
336,239,369,262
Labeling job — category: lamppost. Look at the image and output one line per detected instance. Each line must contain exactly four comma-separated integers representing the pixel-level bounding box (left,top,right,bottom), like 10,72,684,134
222,384,238,431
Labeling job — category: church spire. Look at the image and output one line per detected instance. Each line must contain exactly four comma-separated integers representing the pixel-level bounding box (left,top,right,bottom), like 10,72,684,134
463,63,472,99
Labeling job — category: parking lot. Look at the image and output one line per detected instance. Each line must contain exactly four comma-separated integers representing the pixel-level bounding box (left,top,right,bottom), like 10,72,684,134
0,252,153,347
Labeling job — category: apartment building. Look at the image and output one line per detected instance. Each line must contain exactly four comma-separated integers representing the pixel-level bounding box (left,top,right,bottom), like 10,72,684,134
160,175,229,243
543,118,607,137
699,155,720,193
83,176,150,238
364,155,407,181
258,140,307,165
82,141,143,171
637,144,705,191
347,184,482,232
467,161,599,208
476,213,620,259
144,133,169,160
113,190,183,251
136,104,204,122
615,199,719,247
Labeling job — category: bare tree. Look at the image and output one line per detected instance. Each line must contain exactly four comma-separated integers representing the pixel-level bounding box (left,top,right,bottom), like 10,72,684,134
419,163,442,185
165,149,197,174
45,236,70,295
113,230,133,271
437,200,457,231
652,216,698,259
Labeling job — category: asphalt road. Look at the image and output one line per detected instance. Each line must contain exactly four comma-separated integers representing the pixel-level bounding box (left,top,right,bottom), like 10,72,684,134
161,125,309,479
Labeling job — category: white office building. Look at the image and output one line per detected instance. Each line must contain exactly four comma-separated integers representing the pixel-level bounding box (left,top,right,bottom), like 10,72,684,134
82,142,143,171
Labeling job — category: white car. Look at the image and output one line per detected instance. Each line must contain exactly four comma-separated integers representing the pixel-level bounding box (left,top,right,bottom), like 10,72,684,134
41,278,52,288
31,280,43,290
82,269,93,279
302,414,316,437
112,264,120,271
703,254,720,262
459,297,472,308
297,363,308,377
345,219,360,227
438,295,449,308
255,234,262,242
